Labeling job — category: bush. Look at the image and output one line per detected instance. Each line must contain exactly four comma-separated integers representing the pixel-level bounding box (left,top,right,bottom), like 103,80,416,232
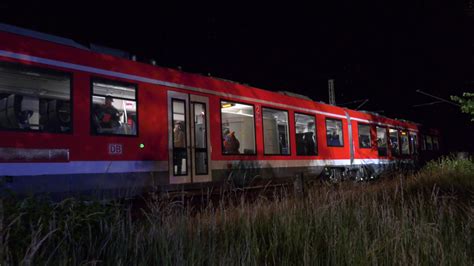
411,156,474,190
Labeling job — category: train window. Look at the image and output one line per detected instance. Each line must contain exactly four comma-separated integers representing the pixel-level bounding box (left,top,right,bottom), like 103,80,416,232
421,135,426,151
400,131,410,155
220,101,256,155
91,79,137,136
426,135,433,150
295,113,317,156
432,136,439,150
376,127,388,156
262,108,290,155
326,118,344,147
358,123,371,149
389,129,400,156
409,132,418,154
193,102,208,175
0,61,71,133
172,99,188,176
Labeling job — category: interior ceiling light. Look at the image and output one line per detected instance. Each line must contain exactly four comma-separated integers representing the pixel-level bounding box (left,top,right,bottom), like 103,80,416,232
94,83,135,92
221,103,234,108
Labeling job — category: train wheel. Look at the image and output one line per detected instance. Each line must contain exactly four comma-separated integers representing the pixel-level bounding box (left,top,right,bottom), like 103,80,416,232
326,168,343,183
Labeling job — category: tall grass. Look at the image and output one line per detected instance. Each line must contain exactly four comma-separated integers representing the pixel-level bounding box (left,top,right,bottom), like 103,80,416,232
1,157,473,265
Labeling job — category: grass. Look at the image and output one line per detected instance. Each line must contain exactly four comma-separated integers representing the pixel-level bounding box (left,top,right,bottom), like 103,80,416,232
1,156,473,265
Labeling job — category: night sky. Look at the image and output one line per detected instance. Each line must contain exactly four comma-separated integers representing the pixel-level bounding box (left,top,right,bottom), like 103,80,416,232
1,2,473,151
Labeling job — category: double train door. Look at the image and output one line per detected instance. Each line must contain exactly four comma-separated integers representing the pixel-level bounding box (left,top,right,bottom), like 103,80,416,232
167,91,212,184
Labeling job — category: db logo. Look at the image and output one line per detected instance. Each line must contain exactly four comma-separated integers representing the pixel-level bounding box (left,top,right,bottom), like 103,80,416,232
109,144,123,155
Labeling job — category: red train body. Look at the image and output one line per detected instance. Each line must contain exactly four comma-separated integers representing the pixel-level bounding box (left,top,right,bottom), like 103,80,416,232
0,24,441,197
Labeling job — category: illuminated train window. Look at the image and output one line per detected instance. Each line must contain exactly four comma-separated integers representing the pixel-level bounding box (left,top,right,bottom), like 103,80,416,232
400,131,410,155
389,129,400,155
326,118,344,147
358,123,371,149
376,126,388,156
426,135,433,150
172,99,187,176
91,78,137,136
220,100,256,155
0,62,71,133
432,136,439,150
409,132,418,154
295,113,317,156
193,103,208,175
262,107,290,155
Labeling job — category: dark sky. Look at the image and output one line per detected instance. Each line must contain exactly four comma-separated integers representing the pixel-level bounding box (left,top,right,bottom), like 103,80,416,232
1,1,473,151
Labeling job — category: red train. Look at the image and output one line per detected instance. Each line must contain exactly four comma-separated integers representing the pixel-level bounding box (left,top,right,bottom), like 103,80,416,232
0,24,441,197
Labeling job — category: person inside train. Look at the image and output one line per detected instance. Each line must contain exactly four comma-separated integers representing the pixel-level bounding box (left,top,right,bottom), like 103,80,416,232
305,132,316,154
18,110,34,130
223,128,240,154
328,131,341,146
296,132,316,155
360,135,370,148
94,95,122,132
173,121,186,174
173,121,185,148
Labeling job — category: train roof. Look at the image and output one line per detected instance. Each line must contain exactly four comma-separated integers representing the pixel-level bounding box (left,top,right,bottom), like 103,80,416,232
0,23,89,50
0,23,421,130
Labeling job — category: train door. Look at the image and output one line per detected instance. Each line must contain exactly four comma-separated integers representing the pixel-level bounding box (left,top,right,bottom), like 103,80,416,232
167,91,212,184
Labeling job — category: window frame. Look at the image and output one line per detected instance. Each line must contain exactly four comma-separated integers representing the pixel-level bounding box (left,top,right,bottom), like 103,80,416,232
192,101,209,176
421,135,426,151
376,126,388,156
0,60,74,134
219,99,257,156
171,98,188,176
432,136,439,151
90,77,139,137
426,135,433,151
294,112,318,156
388,128,400,156
261,106,291,156
399,130,410,155
325,117,344,147
357,122,372,149
409,131,418,154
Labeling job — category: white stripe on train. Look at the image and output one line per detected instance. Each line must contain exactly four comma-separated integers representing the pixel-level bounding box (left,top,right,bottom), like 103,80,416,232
212,159,413,169
0,161,168,176
0,159,413,176
0,50,417,131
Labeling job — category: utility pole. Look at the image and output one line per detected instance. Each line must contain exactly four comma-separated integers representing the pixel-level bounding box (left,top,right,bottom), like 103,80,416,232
328,79,336,105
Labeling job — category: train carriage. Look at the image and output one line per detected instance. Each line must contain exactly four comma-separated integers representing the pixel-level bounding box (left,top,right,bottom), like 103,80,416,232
0,24,441,198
